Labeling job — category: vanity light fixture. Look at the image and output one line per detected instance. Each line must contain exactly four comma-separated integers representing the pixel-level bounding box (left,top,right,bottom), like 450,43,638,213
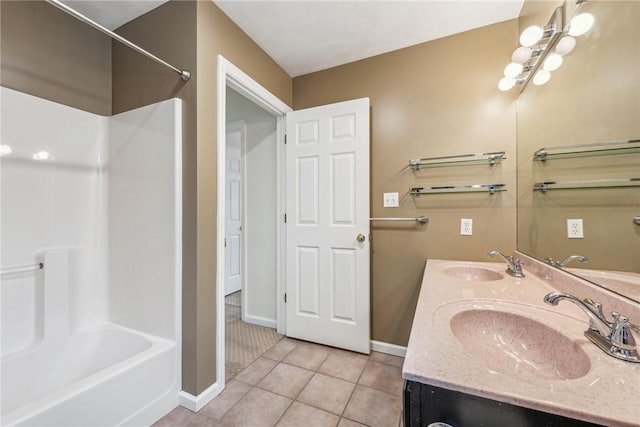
0,145,12,156
498,0,594,93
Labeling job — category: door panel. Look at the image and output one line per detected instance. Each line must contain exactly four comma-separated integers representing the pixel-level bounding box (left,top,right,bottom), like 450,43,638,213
286,98,370,354
225,133,242,296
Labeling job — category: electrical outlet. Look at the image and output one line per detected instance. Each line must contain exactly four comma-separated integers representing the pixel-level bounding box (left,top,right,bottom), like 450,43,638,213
383,192,399,208
567,219,584,239
460,218,473,236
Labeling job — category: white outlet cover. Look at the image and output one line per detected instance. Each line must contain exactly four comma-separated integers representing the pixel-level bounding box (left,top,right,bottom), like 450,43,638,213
460,218,473,236
383,192,399,208
567,218,584,239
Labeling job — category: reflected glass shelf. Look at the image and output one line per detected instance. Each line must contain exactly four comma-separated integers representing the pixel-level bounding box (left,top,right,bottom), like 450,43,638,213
534,139,640,161
533,178,640,192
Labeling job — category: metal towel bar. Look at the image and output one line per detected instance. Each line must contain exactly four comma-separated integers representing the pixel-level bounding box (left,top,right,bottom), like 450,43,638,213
370,216,429,224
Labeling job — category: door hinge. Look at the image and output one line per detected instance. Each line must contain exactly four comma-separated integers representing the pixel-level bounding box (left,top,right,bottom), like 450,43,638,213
284,134,287,144
224,238,227,248
284,293,287,303
284,213,287,223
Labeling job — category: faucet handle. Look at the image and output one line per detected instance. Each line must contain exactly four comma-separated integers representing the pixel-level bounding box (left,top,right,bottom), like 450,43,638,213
610,312,637,351
584,298,606,334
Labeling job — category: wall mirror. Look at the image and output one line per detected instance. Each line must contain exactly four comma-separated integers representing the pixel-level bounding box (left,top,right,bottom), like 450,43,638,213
516,0,640,303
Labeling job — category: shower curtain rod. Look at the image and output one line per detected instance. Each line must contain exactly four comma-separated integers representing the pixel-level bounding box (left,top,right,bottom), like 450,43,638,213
46,0,191,82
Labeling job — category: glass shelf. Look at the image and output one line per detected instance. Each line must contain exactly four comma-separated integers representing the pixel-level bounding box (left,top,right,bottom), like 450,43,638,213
410,151,506,170
533,139,640,161
533,178,640,192
410,183,506,195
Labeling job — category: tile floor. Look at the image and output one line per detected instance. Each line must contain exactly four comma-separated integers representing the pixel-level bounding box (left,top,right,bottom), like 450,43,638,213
153,338,405,427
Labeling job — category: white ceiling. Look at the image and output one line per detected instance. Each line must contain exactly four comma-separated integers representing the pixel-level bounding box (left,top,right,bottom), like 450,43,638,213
60,0,524,77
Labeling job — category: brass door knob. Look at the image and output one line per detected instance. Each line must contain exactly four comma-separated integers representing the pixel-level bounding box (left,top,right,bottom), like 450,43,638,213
356,234,366,243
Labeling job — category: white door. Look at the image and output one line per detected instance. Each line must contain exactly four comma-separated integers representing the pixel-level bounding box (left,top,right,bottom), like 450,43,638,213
285,98,370,354
225,130,243,296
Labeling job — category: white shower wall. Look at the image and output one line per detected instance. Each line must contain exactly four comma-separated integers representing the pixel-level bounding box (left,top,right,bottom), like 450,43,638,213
1,87,181,352
1,87,109,353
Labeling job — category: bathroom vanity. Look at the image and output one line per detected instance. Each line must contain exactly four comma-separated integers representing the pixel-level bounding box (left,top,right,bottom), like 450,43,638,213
402,256,640,427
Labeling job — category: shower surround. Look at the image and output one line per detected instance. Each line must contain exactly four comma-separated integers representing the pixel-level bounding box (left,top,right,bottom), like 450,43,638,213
0,87,182,426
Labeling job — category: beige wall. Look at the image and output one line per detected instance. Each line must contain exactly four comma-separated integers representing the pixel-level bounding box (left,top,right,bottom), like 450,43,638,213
516,0,640,274
112,0,291,395
0,0,111,115
293,20,518,346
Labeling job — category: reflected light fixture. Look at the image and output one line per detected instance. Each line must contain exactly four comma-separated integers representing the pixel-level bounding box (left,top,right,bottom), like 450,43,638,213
0,144,12,156
497,0,595,93
533,70,551,85
520,25,545,47
543,53,563,71
568,13,594,36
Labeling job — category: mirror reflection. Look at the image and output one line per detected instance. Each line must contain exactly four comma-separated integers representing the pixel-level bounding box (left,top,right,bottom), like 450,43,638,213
516,0,640,302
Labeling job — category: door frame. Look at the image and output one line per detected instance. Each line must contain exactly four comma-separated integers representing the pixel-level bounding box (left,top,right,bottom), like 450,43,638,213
216,55,292,388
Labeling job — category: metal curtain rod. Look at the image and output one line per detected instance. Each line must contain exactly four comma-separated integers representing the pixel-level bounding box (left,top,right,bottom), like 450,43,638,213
1,262,44,275
46,0,191,82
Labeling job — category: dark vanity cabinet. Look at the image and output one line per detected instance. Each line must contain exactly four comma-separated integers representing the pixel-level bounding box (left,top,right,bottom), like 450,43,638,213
403,380,603,427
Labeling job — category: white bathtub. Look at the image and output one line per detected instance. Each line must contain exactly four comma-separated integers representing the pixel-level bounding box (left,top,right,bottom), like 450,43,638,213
1,323,178,426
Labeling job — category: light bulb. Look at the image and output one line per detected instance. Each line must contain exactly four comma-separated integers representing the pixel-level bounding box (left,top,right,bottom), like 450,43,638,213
568,13,594,36
33,150,50,160
498,77,516,91
0,144,12,156
543,53,563,71
520,26,544,47
511,46,532,64
533,70,551,85
504,62,524,78
555,36,576,55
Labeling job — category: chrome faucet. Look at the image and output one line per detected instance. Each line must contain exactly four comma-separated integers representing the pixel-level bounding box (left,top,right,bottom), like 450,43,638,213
487,251,524,278
544,292,640,363
545,255,588,268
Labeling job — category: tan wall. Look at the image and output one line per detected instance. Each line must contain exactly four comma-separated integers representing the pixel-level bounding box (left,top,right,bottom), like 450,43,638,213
293,20,518,346
516,0,640,275
0,0,111,115
111,0,200,395
112,0,291,395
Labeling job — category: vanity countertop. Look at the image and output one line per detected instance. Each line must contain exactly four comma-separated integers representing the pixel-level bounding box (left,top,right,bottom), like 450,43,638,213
402,258,640,427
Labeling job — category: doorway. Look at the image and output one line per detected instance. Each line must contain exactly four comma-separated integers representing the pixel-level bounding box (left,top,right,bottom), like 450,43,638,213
217,56,292,388
223,87,283,380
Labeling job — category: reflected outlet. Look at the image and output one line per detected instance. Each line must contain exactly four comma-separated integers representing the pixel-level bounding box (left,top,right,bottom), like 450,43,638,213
567,219,584,239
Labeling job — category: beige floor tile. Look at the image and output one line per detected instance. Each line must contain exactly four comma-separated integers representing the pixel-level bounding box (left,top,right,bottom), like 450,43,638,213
297,373,356,415
258,363,314,399
369,351,404,368
188,414,222,426
358,361,404,396
262,338,298,361
276,401,340,427
343,385,402,427
234,357,278,385
337,418,367,427
199,380,253,420
319,351,367,383
152,406,198,426
219,388,292,427
283,342,330,371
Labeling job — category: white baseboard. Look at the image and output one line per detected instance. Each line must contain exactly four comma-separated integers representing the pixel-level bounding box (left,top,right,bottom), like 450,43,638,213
179,381,223,412
370,340,407,357
242,314,277,329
